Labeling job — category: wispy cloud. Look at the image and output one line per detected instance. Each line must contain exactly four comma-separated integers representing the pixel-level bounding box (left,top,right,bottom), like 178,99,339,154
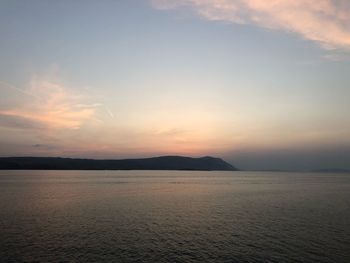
152,0,350,50
0,113,45,130
0,77,99,131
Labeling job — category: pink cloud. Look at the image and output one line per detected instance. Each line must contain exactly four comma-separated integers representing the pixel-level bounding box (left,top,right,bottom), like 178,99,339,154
0,77,98,131
151,0,350,49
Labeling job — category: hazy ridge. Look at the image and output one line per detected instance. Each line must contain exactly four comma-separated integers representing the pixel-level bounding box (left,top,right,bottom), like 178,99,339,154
0,156,238,171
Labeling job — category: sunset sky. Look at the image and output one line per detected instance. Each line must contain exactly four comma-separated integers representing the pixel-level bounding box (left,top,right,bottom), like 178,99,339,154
0,0,349,170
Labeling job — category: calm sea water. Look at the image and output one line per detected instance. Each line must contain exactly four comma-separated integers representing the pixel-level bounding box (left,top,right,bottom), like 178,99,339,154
0,170,349,263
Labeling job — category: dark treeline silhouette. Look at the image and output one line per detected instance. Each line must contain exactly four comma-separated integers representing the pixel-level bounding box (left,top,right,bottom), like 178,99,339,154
0,156,238,171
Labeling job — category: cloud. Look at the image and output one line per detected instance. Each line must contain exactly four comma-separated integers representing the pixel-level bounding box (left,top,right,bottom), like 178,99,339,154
0,77,99,131
32,143,57,150
0,113,45,130
151,0,350,50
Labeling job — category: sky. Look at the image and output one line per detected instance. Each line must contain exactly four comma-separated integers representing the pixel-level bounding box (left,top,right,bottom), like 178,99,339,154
0,0,349,170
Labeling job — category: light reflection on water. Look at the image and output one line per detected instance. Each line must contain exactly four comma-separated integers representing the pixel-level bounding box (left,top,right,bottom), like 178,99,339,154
0,170,349,262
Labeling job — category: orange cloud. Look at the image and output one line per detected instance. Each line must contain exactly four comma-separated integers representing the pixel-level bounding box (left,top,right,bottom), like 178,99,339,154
0,77,98,130
152,0,350,50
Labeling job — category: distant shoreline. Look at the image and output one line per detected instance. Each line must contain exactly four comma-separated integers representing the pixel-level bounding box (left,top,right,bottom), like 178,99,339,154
0,156,238,171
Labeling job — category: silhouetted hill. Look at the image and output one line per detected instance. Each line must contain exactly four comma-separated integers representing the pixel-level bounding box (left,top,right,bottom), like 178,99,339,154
0,156,238,171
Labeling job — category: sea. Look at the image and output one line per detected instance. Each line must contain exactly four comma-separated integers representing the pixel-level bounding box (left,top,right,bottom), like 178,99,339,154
0,170,349,263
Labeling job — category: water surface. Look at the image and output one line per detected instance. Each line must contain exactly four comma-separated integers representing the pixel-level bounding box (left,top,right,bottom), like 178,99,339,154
0,170,349,262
